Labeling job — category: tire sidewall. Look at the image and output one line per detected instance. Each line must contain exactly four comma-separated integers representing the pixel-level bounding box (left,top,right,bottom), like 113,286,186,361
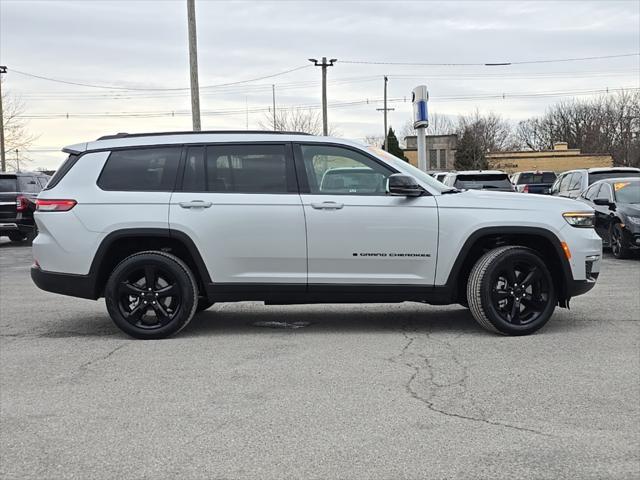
480,248,556,335
105,252,197,339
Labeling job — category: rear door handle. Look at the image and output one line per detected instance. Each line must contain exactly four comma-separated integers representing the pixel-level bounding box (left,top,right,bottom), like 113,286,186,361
179,200,213,209
311,201,344,210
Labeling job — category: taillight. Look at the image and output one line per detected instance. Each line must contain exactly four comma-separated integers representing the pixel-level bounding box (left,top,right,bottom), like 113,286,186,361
16,195,29,212
522,184,529,193
36,199,77,212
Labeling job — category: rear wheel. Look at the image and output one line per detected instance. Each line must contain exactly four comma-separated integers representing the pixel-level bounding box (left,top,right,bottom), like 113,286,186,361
611,223,631,259
467,246,556,335
7,232,26,242
105,251,198,339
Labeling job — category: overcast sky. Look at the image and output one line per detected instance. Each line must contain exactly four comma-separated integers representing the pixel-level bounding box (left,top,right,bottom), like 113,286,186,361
1,0,639,169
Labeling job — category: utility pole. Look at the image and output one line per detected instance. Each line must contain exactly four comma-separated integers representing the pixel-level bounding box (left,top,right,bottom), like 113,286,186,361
309,57,336,135
376,76,395,151
186,0,201,131
15,149,19,172
272,84,277,131
0,66,7,172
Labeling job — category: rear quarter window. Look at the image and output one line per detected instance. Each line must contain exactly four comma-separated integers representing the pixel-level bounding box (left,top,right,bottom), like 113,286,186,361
98,147,181,191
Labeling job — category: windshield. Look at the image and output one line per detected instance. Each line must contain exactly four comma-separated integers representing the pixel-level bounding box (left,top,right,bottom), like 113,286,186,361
0,177,17,192
454,174,512,190
366,147,449,192
517,172,556,184
589,171,640,184
613,181,640,204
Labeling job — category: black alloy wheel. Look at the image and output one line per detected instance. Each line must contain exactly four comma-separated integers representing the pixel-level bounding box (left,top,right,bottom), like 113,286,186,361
611,223,631,259
105,251,198,339
117,264,182,329
468,246,556,335
488,258,551,326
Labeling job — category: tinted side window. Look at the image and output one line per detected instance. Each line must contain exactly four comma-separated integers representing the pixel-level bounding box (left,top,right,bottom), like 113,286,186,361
559,173,572,192
182,144,290,193
584,184,600,201
300,144,393,195
568,172,583,191
98,147,181,191
596,184,613,201
18,176,40,193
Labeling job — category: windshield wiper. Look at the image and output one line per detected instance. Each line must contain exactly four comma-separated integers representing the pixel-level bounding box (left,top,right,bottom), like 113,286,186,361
441,188,460,194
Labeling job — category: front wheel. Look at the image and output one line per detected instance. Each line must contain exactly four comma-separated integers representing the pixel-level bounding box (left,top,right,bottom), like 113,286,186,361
105,251,198,339
467,246,556,335
611,223,632,259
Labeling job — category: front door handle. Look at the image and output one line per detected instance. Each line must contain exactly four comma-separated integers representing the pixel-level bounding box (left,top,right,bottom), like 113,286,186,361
179,200,213,209
311,201,344,210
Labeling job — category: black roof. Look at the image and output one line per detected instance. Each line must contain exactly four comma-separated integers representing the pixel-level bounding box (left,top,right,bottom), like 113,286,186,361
96,130,313,141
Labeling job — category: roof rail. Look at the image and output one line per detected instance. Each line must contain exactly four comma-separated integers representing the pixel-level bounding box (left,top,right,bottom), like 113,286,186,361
96,130,313,141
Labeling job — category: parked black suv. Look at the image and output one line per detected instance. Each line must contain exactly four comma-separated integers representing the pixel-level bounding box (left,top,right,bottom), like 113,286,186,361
0,172,50,242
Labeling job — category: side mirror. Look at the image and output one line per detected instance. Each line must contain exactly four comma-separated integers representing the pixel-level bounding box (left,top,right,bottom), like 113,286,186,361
387,174,424,197
593,198,615,210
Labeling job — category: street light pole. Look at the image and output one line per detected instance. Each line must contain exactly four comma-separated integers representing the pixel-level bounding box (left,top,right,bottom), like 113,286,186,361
309,57,336,135
0,66,7,172
186,0,201,131
376,76,394,151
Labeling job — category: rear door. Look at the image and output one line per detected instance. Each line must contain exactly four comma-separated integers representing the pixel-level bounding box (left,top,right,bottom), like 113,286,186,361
295,143,438,286
169,143,307,285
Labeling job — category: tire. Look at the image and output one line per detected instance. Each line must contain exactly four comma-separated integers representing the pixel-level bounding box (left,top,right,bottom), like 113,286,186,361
8,232,26,242
467,246,556,336
196,298,214,312
105,251,199,339
610,223,631,259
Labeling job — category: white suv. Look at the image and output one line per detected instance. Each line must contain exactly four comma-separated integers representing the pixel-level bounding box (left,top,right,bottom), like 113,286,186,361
32,131,601,339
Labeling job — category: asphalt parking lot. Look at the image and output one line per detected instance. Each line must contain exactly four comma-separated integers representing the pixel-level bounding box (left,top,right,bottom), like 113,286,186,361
1,239,639,480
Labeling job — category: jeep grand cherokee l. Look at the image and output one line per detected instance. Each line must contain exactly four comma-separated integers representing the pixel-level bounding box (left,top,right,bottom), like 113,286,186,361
31,131,601,339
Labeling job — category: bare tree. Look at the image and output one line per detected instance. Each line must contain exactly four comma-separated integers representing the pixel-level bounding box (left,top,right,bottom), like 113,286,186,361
456,110,519,152
363,134,384,147
514,90,640,166
2,80,37,171
399,113,456,145
259,107,338,136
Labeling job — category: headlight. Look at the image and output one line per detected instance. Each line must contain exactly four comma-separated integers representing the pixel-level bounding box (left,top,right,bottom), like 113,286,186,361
563,212,595,228
627,216,640,226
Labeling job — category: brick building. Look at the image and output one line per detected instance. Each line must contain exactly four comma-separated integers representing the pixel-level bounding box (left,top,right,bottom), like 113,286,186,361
403,134,457,170
487,142,613,173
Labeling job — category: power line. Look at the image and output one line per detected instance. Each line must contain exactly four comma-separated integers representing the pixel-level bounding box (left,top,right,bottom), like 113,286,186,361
340,53,640,67
16,86,639,119
9,65,312,91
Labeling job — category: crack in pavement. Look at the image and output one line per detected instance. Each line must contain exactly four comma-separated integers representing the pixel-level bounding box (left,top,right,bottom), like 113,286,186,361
389,322,550,437
64,343,129,383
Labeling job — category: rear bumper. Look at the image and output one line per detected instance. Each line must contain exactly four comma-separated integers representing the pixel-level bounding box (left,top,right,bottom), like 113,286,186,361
0,218,34,234
30,265,97,300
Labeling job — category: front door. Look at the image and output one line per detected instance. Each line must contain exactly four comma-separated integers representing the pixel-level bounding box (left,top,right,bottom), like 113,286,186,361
295,143,439,286
169,143,307,285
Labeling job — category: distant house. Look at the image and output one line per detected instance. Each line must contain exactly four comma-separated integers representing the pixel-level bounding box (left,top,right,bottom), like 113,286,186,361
403,134,457,170
487,142,613,173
